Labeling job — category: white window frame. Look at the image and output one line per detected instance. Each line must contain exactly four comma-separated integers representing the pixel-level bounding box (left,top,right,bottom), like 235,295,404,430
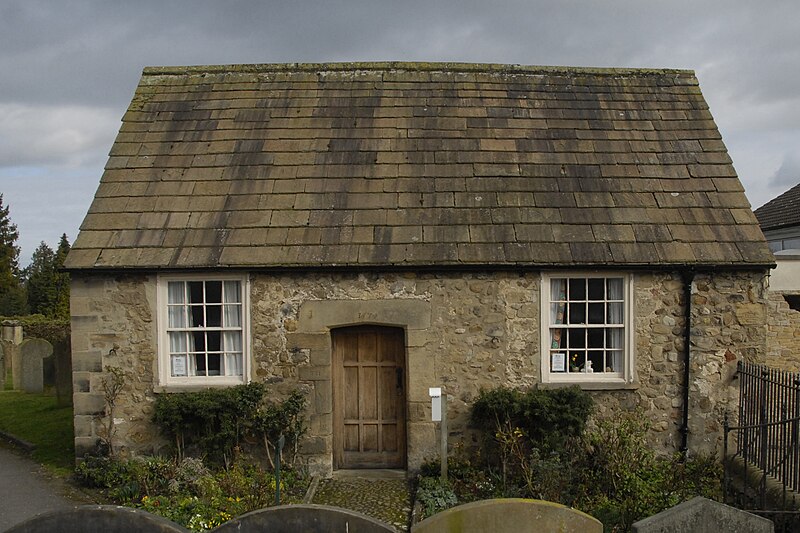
540,272,635,386
157,273,251,387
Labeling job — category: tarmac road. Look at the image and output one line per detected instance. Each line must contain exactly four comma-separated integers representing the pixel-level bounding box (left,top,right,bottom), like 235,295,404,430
0,443,88,531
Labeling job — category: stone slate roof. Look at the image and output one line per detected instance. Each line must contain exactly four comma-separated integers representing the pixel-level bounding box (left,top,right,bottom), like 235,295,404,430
754,182,800,231
64,62,773,271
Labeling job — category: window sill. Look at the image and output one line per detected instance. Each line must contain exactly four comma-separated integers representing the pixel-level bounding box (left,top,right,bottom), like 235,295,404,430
537,380,639,391
154,380,247,393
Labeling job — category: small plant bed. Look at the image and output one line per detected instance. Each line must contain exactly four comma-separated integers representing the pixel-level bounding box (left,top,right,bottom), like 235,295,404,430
0,389,74,475
75,380,311,532
76,455,309,531
415,386,722,532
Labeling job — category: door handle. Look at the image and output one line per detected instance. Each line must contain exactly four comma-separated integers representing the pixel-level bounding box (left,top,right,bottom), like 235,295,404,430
396,368,403,390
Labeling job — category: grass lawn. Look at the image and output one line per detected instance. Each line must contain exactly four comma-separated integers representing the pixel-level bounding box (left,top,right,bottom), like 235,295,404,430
0,388,75,475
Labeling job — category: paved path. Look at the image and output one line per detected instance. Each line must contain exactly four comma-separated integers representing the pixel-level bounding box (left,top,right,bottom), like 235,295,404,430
312,475,412,531
0,444,88,531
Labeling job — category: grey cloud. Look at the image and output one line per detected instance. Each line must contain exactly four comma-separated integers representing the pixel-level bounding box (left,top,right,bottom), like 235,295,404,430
770,153,800,189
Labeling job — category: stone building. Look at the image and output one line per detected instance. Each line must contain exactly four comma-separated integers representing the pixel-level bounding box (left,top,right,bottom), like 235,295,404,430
64,63,774,475
755,183,800,372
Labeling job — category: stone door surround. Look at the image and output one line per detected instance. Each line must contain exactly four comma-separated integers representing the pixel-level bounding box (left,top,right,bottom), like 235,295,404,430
291,299,433,472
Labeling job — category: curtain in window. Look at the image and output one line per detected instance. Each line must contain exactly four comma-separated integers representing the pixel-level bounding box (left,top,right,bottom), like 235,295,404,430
222,281,242,376
168,282,186,328
550,278,567,349
223,332,243,376
607,278,624,371
222,281,242,328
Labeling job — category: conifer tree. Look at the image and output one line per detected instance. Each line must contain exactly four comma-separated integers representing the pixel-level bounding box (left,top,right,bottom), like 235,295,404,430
0,194,26,315
54,233,71,319
26,241,57,316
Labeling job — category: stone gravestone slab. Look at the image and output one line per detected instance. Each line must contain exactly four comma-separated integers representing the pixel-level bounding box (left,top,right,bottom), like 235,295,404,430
0,320,22,390
19,338,53,394
8,342,23,390
0,342,5,387
412,498,603,533
53,337,73,406
632,497,773,532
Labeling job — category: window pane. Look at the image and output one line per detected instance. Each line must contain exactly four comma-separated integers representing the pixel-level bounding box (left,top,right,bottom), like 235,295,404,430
550,278,567,326
225,353,243,376
607,278,623,300
587,328,604,348
223,331,242,352
169,332,187,353
168,282,185,304
607,302,623,324
569,351,586,372
587,351,604,373
188,281,204,304
168,305,186,328
206,281,222,303
588,302,604,324
587,278,604,300
568,278,585,300
568,302,585,324
207,354,221,376
195,354,207,376
171,354,188,377
223,281,241,303
190,306,204,327
207,305,222,327
192,331,206,352
223,305,241,327
567,329,585,349
207,331,221,352
550,328,565,349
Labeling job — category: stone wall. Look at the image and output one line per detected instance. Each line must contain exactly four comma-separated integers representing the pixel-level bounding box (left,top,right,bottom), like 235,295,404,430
70,269,769,469
765,292,800,372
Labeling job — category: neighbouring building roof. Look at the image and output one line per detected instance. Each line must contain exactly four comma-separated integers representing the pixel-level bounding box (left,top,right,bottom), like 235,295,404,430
64,62,773,271
754,182,800,231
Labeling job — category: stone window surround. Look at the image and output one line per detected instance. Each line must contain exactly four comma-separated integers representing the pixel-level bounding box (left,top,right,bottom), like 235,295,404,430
539,271,636,388
155,273,251,388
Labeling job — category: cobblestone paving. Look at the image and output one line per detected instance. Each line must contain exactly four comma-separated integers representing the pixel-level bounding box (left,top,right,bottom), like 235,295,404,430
312,477,412,531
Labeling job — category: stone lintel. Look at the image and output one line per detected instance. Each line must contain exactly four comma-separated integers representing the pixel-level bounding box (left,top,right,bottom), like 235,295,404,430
298,299,431,333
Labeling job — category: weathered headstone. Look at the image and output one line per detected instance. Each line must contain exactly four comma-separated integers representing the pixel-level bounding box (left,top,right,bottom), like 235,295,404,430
1,320,22,388
53,337,73,406
411,498,603,533
632,497,773,532
2,320,23,344
5,505,189,533
19,338,53,394
212,504,397,533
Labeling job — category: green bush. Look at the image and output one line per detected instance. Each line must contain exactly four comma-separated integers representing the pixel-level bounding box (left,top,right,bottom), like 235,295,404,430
576,410,721,531
152,383,307,468
471,385,593,455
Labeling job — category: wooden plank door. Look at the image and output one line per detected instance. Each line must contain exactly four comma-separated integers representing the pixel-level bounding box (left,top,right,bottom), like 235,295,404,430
332,326,406,469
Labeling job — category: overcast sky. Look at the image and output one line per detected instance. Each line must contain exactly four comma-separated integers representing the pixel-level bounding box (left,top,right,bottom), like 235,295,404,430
1,0,799,265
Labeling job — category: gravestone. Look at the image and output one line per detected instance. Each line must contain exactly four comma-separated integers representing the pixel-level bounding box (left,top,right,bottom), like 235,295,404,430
1,321,22,388
632,497,773,532
53,337,73,406
5,505,189,533
411,498,603,533
19,338,53,394
212,504,397,533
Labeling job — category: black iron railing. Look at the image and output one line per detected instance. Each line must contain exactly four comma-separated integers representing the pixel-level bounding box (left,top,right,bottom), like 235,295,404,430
724,361,800,523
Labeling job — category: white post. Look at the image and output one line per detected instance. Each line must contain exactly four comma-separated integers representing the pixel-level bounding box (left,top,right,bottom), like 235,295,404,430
440,393,448,481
